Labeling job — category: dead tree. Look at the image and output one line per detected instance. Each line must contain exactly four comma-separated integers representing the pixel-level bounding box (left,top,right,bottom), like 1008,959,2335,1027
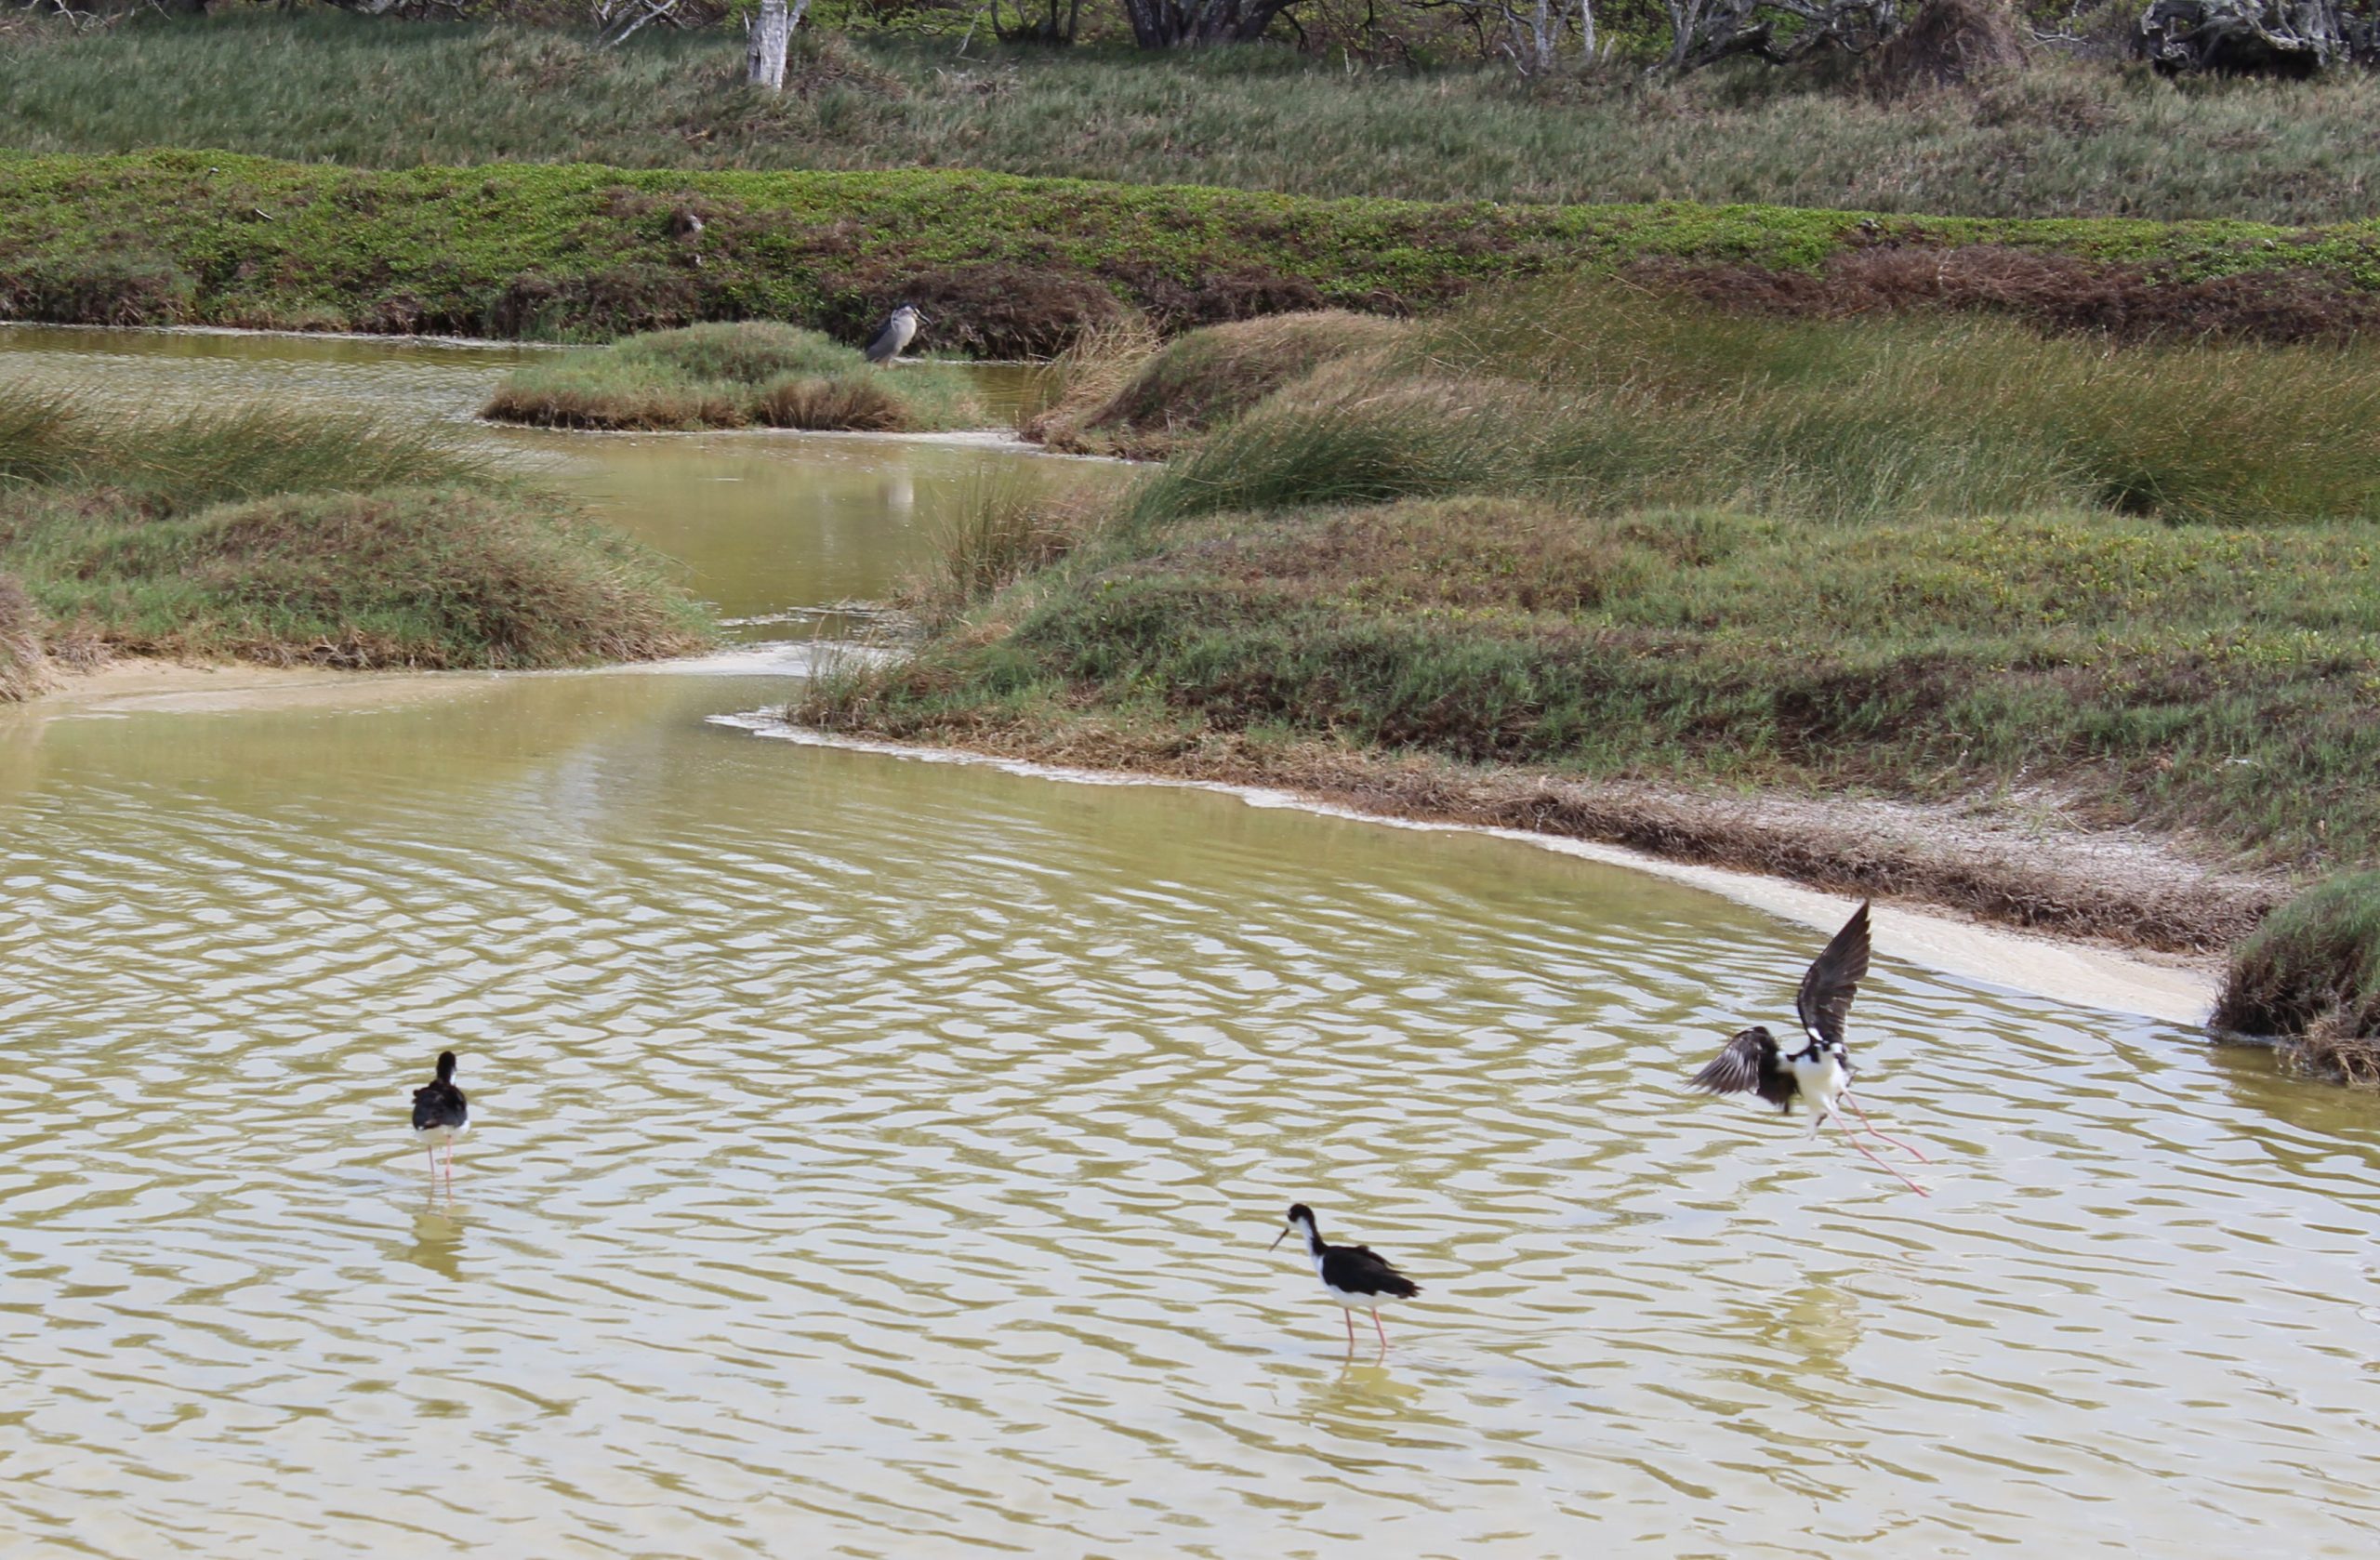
1117,0,1302,46
1657,0,1903,69
2135,0,2351,73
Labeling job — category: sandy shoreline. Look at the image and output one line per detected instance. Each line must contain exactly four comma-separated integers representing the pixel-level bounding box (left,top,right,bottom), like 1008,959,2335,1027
720,716,2228,1026
4,654,2234,1025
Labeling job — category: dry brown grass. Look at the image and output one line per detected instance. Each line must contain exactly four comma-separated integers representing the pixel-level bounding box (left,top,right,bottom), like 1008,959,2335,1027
480,380,746,431
752,373,909,431
0,572,46,701
1026,311,1411,459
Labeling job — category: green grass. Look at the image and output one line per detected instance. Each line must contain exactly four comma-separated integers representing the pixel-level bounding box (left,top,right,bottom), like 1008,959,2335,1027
801,283,2380,882
0,389,710,670
2216,873,2380,1080
8,15,2380,226
483,322,983,430
3,133,2380,351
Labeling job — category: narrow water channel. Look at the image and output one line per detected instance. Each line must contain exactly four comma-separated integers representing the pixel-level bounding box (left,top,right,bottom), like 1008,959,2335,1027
3,328,2377,1558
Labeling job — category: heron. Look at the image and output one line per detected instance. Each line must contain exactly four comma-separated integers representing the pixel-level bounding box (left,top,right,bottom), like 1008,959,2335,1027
864,303,928,365
1686,902,1932,1196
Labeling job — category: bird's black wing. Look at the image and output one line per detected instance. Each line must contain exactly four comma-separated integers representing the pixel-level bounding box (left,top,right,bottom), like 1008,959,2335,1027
1794,901,1871,1050
1690,1026,1779,1097
862,319,896,362
412,1081,467,1131
1325,1245,1421,1300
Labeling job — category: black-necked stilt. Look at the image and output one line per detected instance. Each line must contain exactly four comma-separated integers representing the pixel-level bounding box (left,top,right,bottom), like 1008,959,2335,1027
1270,1203,1421,1351
410,1051,469,1183
1687,901,1932,1196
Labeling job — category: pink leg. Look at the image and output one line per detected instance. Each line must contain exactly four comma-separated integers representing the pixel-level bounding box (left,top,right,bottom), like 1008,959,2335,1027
1372,1310,1389,1351
1834,1109,1930,1196
1343,1310,1356,1351
425,1143,437,1176
1842,1091,1929,1162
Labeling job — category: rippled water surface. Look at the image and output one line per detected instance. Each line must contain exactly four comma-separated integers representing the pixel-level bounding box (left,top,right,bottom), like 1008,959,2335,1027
5,330,2380,1559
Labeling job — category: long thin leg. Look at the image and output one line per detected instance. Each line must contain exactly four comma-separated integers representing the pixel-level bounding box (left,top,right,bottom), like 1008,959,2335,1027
1841,1091,1929,1162
425,1141,437,1176
444,1141,456,1182
1372,1309,1388,1351
1833,1109,1930,1196
1343,1309,1355,1352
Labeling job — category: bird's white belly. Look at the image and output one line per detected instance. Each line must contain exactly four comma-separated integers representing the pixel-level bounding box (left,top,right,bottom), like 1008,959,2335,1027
413,1123,468,1145
1791,1051,1848,1113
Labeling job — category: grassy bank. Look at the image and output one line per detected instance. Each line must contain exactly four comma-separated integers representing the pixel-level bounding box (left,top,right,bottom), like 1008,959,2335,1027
0,391,709,673
799,283,2380,958
6,147,2380,353
7,15,2380,227
483,322,982,430
2217,873,2380,1082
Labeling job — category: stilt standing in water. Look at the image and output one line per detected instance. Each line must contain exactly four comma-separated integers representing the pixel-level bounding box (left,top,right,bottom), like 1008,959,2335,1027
1687,902,1932,1196
411,1051,469,1185
1270,1203,1421,1352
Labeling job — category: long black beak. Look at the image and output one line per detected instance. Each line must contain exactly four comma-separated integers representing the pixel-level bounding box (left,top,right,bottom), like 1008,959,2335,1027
1268,1228,1289,1251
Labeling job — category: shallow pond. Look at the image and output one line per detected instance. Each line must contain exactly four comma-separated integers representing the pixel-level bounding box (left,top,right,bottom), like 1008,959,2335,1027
3,328,2378,1558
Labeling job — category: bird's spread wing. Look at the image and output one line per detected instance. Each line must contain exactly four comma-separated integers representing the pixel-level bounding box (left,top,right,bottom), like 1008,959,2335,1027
1689,1027,1777,1095
1794,900,1871,1049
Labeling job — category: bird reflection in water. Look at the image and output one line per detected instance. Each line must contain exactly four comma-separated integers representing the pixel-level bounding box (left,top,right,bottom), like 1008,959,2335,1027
1721,1272,1865,1389
402,1196,468,1283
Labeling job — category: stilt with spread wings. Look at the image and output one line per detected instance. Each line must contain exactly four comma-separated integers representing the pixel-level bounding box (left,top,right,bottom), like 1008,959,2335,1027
1688,902,1931,1196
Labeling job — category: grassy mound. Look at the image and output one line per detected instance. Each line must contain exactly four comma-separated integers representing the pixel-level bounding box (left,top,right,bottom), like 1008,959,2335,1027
1027,311,1409,459
483,322,984,432
6,149,2380,351
1133,286,2380,528
2216,874,2380,1084
0,389,709,673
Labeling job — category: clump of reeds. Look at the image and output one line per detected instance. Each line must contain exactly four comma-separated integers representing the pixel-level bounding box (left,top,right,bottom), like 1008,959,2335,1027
912,471,1106,629
0,385,486,505
1025,311,1406,461
2215,873,2380,1085
482,322,984,433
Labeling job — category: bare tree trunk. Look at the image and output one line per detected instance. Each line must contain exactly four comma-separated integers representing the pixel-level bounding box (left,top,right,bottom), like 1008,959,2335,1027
747,0,792,92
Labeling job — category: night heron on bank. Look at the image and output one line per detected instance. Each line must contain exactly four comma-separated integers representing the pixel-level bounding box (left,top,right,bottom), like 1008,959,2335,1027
864,303,927,364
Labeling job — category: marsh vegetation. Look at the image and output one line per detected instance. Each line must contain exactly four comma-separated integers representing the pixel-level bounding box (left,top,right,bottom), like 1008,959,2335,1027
0,389,710,674
482,323,983,431
806,282,2380,984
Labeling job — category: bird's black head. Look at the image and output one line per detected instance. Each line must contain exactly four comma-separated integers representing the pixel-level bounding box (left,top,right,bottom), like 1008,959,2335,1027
435,1051,457,1081
1270,1202,1319,1252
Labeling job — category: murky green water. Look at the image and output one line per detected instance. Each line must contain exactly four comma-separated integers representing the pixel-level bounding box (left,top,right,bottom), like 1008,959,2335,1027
5,329,2379,1558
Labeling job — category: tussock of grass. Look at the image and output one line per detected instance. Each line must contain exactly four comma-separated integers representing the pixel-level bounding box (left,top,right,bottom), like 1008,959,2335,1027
0,387,487,501
0,390,709,673
2216,873,2380,1083
1134,288,2380,528
1028,311,1408,460
0,572,43,701
483,323,983,431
